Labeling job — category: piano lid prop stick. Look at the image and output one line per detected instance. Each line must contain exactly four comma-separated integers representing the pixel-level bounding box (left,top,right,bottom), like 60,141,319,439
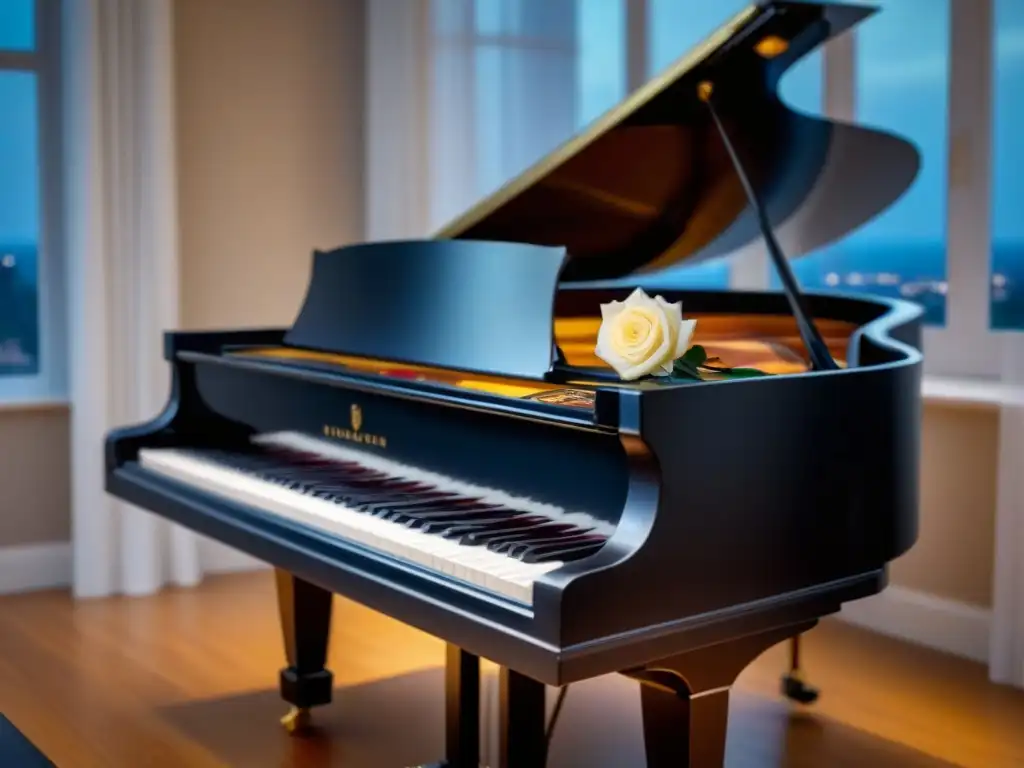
698,81,839,372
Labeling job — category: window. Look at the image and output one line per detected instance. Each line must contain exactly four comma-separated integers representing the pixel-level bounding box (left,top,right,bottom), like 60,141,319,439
0,0,63,402
430,0,623,229
0,70,39,378
781,0,951,328
647,1,823,289
993,0,1024,331
422,0,1016,378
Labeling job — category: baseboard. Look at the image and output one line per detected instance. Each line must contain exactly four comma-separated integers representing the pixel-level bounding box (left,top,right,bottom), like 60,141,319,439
197,538,271,575
0,542,71,595
837,584,992,664
0,539,269,596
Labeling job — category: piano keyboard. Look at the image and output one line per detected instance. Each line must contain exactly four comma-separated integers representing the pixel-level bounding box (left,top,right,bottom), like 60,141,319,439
138,432,612,604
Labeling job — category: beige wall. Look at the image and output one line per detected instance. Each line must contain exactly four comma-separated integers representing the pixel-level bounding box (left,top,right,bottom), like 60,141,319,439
0,406,70,544
175,0,366,330
0,0,366,544
891,405,999,606
0,0,1003,613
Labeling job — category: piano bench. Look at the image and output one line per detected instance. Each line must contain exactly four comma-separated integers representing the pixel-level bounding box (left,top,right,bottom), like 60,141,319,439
0,714,55,768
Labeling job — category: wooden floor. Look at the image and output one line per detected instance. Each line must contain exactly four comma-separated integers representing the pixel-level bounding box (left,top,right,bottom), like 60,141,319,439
0,572,1021,768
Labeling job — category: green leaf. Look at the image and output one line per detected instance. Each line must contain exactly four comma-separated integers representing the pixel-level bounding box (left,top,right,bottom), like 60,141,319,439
727,368,769,378
679,345,707,367
704,366,770,378
671,358,703,380
663,344,773,382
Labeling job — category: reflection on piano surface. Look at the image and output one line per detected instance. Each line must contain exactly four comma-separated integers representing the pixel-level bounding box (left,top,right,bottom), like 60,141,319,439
230,312,857,397
105,2,925,766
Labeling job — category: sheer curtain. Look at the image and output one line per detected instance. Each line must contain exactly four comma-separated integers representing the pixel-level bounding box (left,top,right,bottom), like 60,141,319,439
65,0,202,598
364,0,627,237
428,0,580,229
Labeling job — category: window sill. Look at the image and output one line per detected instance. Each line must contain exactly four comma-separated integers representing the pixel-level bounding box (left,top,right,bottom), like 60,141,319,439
0,397,69,414
922,376,1024,410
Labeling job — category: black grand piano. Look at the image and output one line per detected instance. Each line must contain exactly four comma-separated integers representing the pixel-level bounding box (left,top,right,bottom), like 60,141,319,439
105,2,923,766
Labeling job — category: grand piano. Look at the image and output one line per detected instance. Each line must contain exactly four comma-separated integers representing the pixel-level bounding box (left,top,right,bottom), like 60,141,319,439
105,2,924,766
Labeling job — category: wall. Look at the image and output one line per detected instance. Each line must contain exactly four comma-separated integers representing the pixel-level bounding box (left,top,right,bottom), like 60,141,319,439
892,405,998,607
0,0,1001,659
175,0,366,330
0,406,69,545
0,0,366,568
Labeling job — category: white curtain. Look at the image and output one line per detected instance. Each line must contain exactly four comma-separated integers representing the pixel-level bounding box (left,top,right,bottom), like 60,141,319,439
64,0,202,598
427,0,579,228
366,0,585,240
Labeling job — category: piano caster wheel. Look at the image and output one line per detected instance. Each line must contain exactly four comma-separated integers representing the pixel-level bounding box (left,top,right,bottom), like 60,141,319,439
280,706,313,735
781,673,819,704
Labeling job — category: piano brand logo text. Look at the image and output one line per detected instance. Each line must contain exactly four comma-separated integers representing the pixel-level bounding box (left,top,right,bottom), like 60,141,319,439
322,404,387,448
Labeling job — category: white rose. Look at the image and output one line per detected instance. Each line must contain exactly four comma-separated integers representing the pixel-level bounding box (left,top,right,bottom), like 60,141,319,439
594,287,697,381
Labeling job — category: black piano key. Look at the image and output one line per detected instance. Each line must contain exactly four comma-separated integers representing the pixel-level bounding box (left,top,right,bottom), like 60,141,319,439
370,498,494,521
458,518,560,545
354,492,469,512
415,512,540,535
391,505,520,525
521,541,604,563
391,508,523,530
188,449,610,566
504,534,605,559
424,517,547,541
335,493,454,511
480,522,582,546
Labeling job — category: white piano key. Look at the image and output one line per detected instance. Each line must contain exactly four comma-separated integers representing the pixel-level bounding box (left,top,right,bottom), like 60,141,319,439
138,447,576,604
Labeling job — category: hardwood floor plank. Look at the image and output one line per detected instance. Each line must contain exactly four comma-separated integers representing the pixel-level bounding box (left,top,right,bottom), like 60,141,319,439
0,572,1020,767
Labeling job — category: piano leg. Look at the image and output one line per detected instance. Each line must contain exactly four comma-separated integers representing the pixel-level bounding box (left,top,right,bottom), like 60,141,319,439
623,620,817,767
418,643,481,768
274,568,334,735
781,634,820,704
496,666,547,768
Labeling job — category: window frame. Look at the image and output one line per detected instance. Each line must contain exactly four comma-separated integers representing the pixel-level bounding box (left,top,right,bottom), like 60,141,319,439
0,0,66,405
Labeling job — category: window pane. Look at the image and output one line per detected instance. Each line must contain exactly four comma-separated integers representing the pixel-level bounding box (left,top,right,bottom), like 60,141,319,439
647,1,821,290
430,0,583,229
788,0,949,326
647,1,746,288
472,41,577,195
992,0,1024,330
648,0,748,76
577,0,625,127
0,0,34,51
0,71,40,377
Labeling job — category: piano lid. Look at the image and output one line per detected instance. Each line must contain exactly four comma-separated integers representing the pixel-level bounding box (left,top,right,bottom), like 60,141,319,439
433,1,920,284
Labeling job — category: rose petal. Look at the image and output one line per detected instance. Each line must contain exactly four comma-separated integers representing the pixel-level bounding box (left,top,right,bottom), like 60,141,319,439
675,318,697,357
624,287,651,307
595,320,633,377
600,300,626,321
